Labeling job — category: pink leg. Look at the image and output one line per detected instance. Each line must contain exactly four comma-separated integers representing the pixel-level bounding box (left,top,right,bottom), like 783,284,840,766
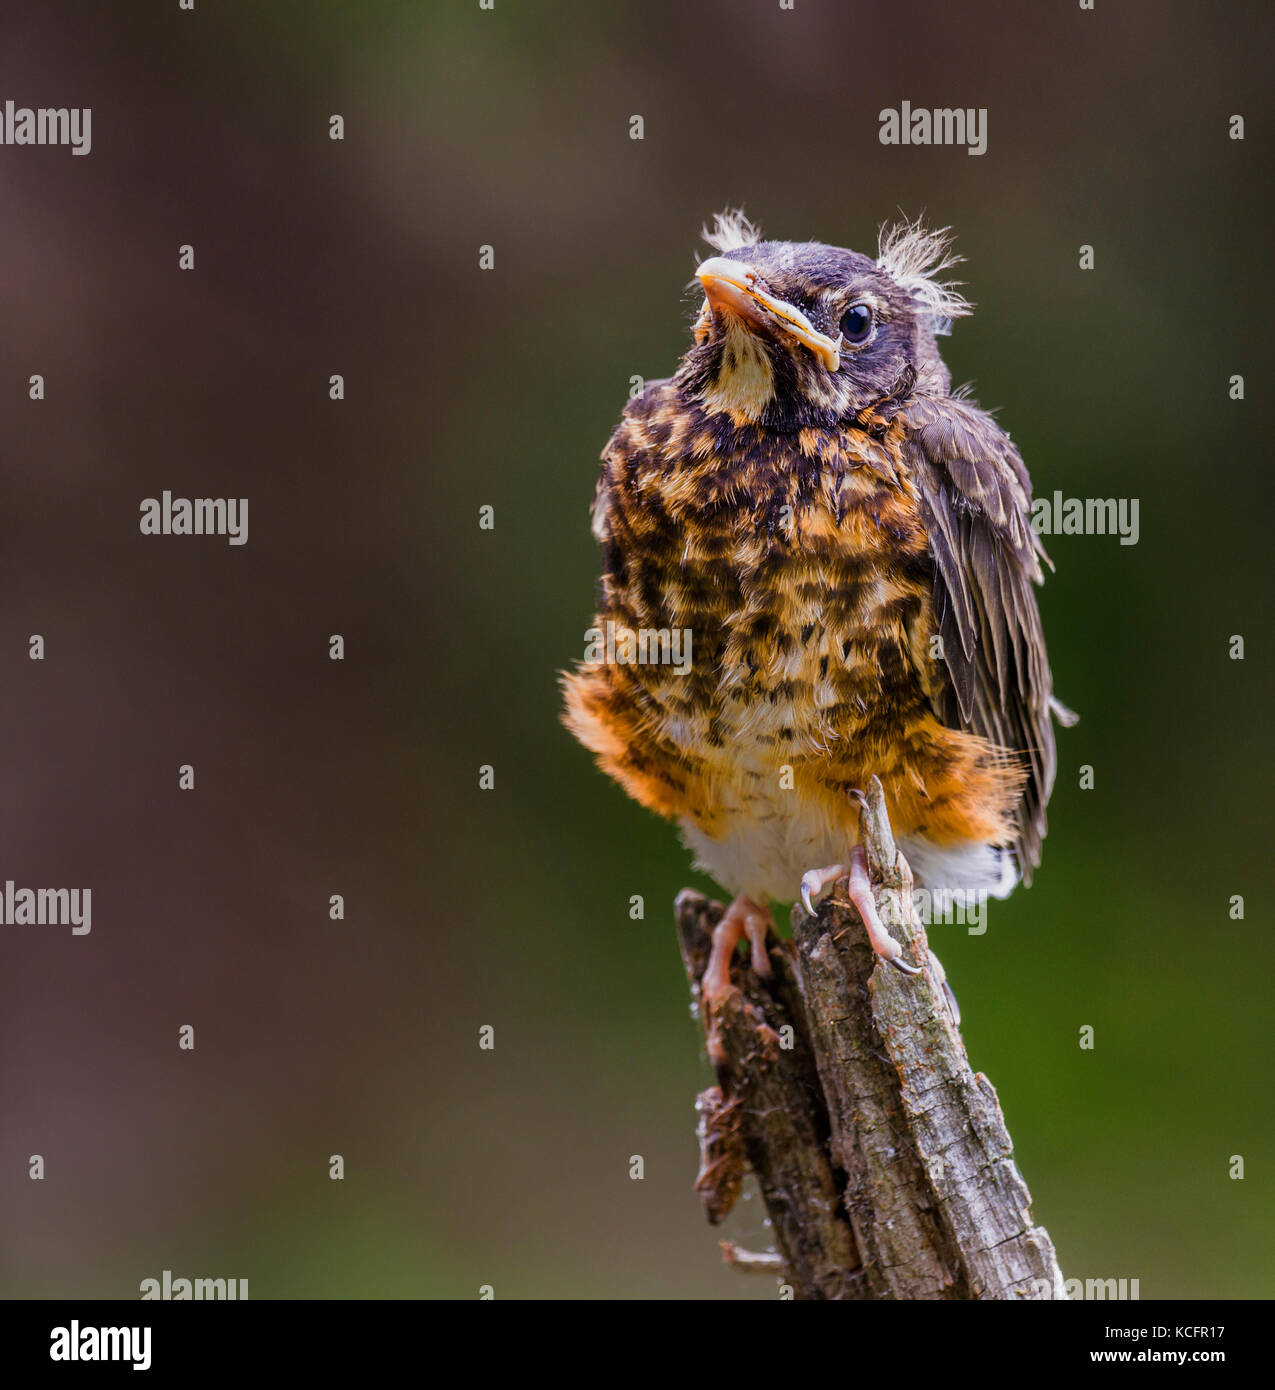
702,895,775,1068
703,895,774,1003
801,849,920,975
844,844,918,974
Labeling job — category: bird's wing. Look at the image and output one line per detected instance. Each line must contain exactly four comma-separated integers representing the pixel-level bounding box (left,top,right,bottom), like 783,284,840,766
901,394,1070,882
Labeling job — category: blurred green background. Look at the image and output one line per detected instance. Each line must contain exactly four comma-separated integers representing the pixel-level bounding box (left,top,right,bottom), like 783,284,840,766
0,1,1271,1299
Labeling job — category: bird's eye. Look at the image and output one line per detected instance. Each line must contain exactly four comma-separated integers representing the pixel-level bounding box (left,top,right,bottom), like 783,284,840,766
839,302,874,345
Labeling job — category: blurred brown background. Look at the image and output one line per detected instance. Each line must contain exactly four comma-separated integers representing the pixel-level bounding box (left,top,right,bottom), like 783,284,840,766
0,1,1271,1298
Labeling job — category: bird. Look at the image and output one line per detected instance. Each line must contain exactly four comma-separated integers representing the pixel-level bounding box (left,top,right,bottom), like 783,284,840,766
562,210,1072,1008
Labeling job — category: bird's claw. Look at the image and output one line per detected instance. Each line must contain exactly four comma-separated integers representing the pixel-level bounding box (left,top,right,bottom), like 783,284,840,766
802,852,921,975
926,947,961,1022
799,865,845,919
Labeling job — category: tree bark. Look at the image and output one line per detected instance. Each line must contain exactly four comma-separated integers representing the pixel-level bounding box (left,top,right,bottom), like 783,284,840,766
676,775,1065,1301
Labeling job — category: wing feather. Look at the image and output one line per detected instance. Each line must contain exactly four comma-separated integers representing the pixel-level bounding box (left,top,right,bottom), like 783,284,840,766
903,395,1068,882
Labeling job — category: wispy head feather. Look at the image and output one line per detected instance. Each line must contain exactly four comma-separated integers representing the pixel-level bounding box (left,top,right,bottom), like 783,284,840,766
701,208,761,256
876,217,972,332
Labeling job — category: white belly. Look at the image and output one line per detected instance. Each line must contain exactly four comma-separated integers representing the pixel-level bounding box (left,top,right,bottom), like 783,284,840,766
679,810,1019,906
679,802,850,904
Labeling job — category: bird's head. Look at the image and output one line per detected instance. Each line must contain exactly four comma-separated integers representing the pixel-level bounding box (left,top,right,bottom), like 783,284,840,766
674,210,971,430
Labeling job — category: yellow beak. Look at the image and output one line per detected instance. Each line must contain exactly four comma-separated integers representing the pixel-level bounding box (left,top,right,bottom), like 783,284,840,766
694,256,841,371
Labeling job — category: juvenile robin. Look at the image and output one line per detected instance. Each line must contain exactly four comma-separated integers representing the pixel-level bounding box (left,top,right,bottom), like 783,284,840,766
563,211,1072,1003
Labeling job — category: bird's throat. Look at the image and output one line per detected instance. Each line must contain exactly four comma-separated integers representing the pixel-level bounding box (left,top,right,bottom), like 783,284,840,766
698,322,776,421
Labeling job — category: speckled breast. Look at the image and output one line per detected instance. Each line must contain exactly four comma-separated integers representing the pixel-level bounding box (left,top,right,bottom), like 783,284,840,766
593,383,938,808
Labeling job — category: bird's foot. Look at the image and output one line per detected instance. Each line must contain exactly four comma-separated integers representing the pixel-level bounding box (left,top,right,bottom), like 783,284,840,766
703,895,774,1003
800,844,919,975
800,863,846,918
701,895,774,1067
